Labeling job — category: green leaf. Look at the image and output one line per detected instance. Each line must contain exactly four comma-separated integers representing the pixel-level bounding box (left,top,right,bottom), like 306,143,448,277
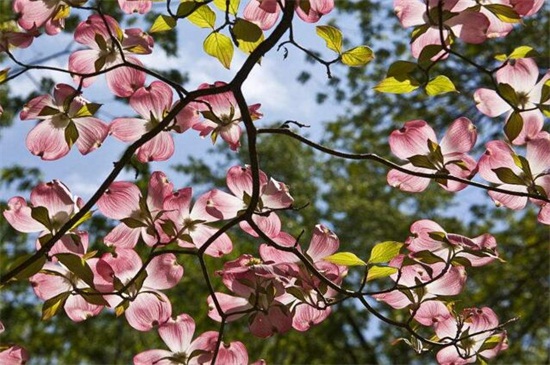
213,0,240,15
425,75,457,96
38,105,60,117
316,25,343,54
176,1,195,17
55,253,95,288
492,167,525,185
233,18,264,54
504,112,523,142
121,217,148,228
42,291,70,320
413,250,446,264
94,34,107,51
94,56,106,73
368,241,403,264
7,254,47,281
31,206,52,229
0,67,9,83
366,265,398,282
341,46,374,67
115,300,129,317
324,252,367,266
497,83,519,106
204,32,234,69
508,46,539,59
74,103,102,118
387,61,418,77
418,44,446,68
187,4,216,28
69,210,94,231
150,15,177,33
485,4,521,23
407,154,436,169
374,76,419,94
79,288,110,306
65,121,79,148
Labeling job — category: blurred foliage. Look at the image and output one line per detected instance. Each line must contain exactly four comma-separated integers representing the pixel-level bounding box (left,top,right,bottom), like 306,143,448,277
0,1,548,364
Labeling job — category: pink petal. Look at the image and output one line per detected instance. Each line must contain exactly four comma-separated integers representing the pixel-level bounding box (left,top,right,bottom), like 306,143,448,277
201,189,245,220
261,178,294,209
146,171,174,213
30,180,75,218
20,94,55,120
414,300,452,327
440,117,477,155
103,223,139,248
538,204,550,225
249,305,292,338
158,313,195,353
110,117,149,142
216,341,249,365
74,14,120,47
393,0,426,28
387,166,431,192
512,110,544,145
68,49,101,87
220,123,242,150
133,349,174,365
447,11,489,44
207,293,250,322
496,58,539,94
240,213,281,238
306,224,339,262
97,181,141,220
477,140,519,183
106,63,146,98
190,226,233,257
411,27,448,59
125,292,172,331
74,117,109,154
526,137,550,176
3,196,45,232
144,254,183,290
174,102,201,133
118,0,152,14
26,119,70,160
488,185,528,209
389,120,435,160
292,304,331,331
243,0,280,30
64,294,103,322
473,88,510,117
136,132,175,162
130,81,173,120
30,265,70,300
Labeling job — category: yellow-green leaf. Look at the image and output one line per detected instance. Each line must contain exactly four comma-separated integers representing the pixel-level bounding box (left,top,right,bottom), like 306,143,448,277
213,0,240,15
53,4,70,21
204,32,234,69
387,61,417,77
187,4,216,29
368,241,403,264
374,76,419,94
55,253,95,288
42,292,70,320
316,25,343,54
69,210,94,231
74,103,101,118
485,4,520,23
233,18,264,54
366,265,398,282
425,75,457,96
341,46,374,67
495,45,539,61
150,15,177,33
324,252,367,266
0,68,9,84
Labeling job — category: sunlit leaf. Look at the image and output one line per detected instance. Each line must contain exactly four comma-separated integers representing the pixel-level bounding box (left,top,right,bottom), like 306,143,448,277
367,265,398,281
485,4,520,23
504,112,523,142
65,121,79,148
150,15,177,33
204,32,234,69
374,76,419,94
74,103,101,118
213,0,240,15
316,25,343,54
324,252,367,266
187,4,216,28
425,75,457,96
42,292,70,320
233,18,264,54
341,46,374,67
56,253,95,288
368,241,403,264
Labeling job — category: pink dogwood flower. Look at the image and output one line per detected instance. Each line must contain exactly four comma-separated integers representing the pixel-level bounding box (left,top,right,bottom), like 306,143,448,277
373,254,467,309
387,117,478,192
133,314,218,365
68,14,152,96
162,187,233,257
243,0,334,30
434,306,508,364
97,248,183,331
207,255,293,338
30,258,106,322
202,165,293,238
3,179,88,256
478,137,550,224
97,171,174,248
118,0,152,14
193,81,262,151
0,345,29,365
14,0,87,35
474,58,549,144
110,81,199,162
394,0,490,58
406,219,499,267
451,0,543,38
0,21,37,52
20,83,109,160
